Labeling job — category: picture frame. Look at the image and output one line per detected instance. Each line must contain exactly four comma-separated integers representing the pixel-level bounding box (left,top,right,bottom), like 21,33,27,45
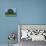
5,8,16,17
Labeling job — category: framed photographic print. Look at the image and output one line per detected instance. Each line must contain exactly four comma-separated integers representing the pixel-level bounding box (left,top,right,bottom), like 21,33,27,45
5,8,16,17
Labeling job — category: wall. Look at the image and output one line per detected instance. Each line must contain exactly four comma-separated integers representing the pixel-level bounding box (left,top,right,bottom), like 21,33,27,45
0,0,46,44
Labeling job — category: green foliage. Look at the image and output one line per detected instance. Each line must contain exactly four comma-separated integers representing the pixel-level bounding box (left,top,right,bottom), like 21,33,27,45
5,9,16,16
